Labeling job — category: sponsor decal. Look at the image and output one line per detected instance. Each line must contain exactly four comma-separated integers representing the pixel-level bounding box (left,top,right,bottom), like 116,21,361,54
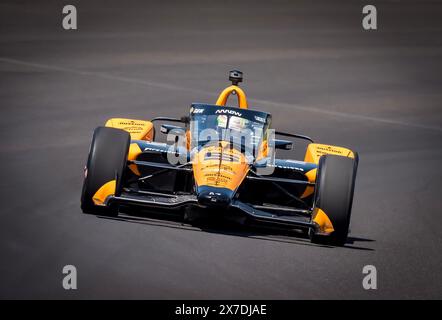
316,145,344,155
191,107,205,114
254,115,266,123
117,120,146,126
215,109,242,117
268,164,304,171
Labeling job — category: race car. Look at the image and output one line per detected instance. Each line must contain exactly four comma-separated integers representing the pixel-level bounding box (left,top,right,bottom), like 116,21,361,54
81,70,359,245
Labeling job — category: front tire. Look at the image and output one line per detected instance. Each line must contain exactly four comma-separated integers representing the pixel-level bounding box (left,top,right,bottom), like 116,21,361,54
81,126,130,216
310,154,358,246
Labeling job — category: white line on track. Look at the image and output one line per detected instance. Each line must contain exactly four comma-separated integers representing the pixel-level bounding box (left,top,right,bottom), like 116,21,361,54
1,57,441,133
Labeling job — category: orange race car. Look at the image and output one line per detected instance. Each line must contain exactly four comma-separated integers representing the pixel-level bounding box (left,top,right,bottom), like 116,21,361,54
81,70,359,245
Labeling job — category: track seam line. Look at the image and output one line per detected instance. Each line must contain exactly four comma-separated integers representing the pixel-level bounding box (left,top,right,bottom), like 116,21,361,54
1,57,441,133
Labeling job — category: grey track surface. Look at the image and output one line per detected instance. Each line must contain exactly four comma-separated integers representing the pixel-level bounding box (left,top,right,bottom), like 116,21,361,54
1,0,442,299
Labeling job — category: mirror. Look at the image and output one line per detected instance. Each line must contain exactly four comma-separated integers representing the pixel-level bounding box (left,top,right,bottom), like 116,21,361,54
274,139,293,150
160,124,186,135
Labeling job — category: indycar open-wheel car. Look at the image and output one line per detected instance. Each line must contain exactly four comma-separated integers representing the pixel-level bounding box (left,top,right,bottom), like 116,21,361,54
81,70,359,246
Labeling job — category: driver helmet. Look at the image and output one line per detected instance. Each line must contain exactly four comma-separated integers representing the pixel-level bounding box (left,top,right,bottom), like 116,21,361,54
229,116,247,131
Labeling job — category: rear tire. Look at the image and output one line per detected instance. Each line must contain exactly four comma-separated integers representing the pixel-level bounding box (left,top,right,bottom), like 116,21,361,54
310,154,358,246
81,126,130,216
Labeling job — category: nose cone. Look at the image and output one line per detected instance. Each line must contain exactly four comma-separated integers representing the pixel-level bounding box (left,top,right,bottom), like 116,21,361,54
197,186,234,208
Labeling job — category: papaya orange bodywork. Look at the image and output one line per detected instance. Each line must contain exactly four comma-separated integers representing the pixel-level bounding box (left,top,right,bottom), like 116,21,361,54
312,208,334,234
92,180,116,206
193,142,249,191
304,143,355,164
301,168,317,198
127,143,143,175
216,85,248,109
105,118,154,141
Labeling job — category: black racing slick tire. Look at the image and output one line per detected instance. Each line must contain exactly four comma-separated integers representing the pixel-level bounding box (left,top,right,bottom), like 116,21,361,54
310,154,358,246
81,126,130,216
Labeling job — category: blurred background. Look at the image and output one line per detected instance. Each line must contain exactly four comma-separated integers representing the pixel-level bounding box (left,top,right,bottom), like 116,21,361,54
0,0,441,299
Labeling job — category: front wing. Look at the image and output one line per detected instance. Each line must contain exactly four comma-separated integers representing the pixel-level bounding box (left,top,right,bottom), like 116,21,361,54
105,189,318,232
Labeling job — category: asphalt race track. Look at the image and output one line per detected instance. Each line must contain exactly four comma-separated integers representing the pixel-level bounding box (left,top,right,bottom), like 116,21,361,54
1,1,441,299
